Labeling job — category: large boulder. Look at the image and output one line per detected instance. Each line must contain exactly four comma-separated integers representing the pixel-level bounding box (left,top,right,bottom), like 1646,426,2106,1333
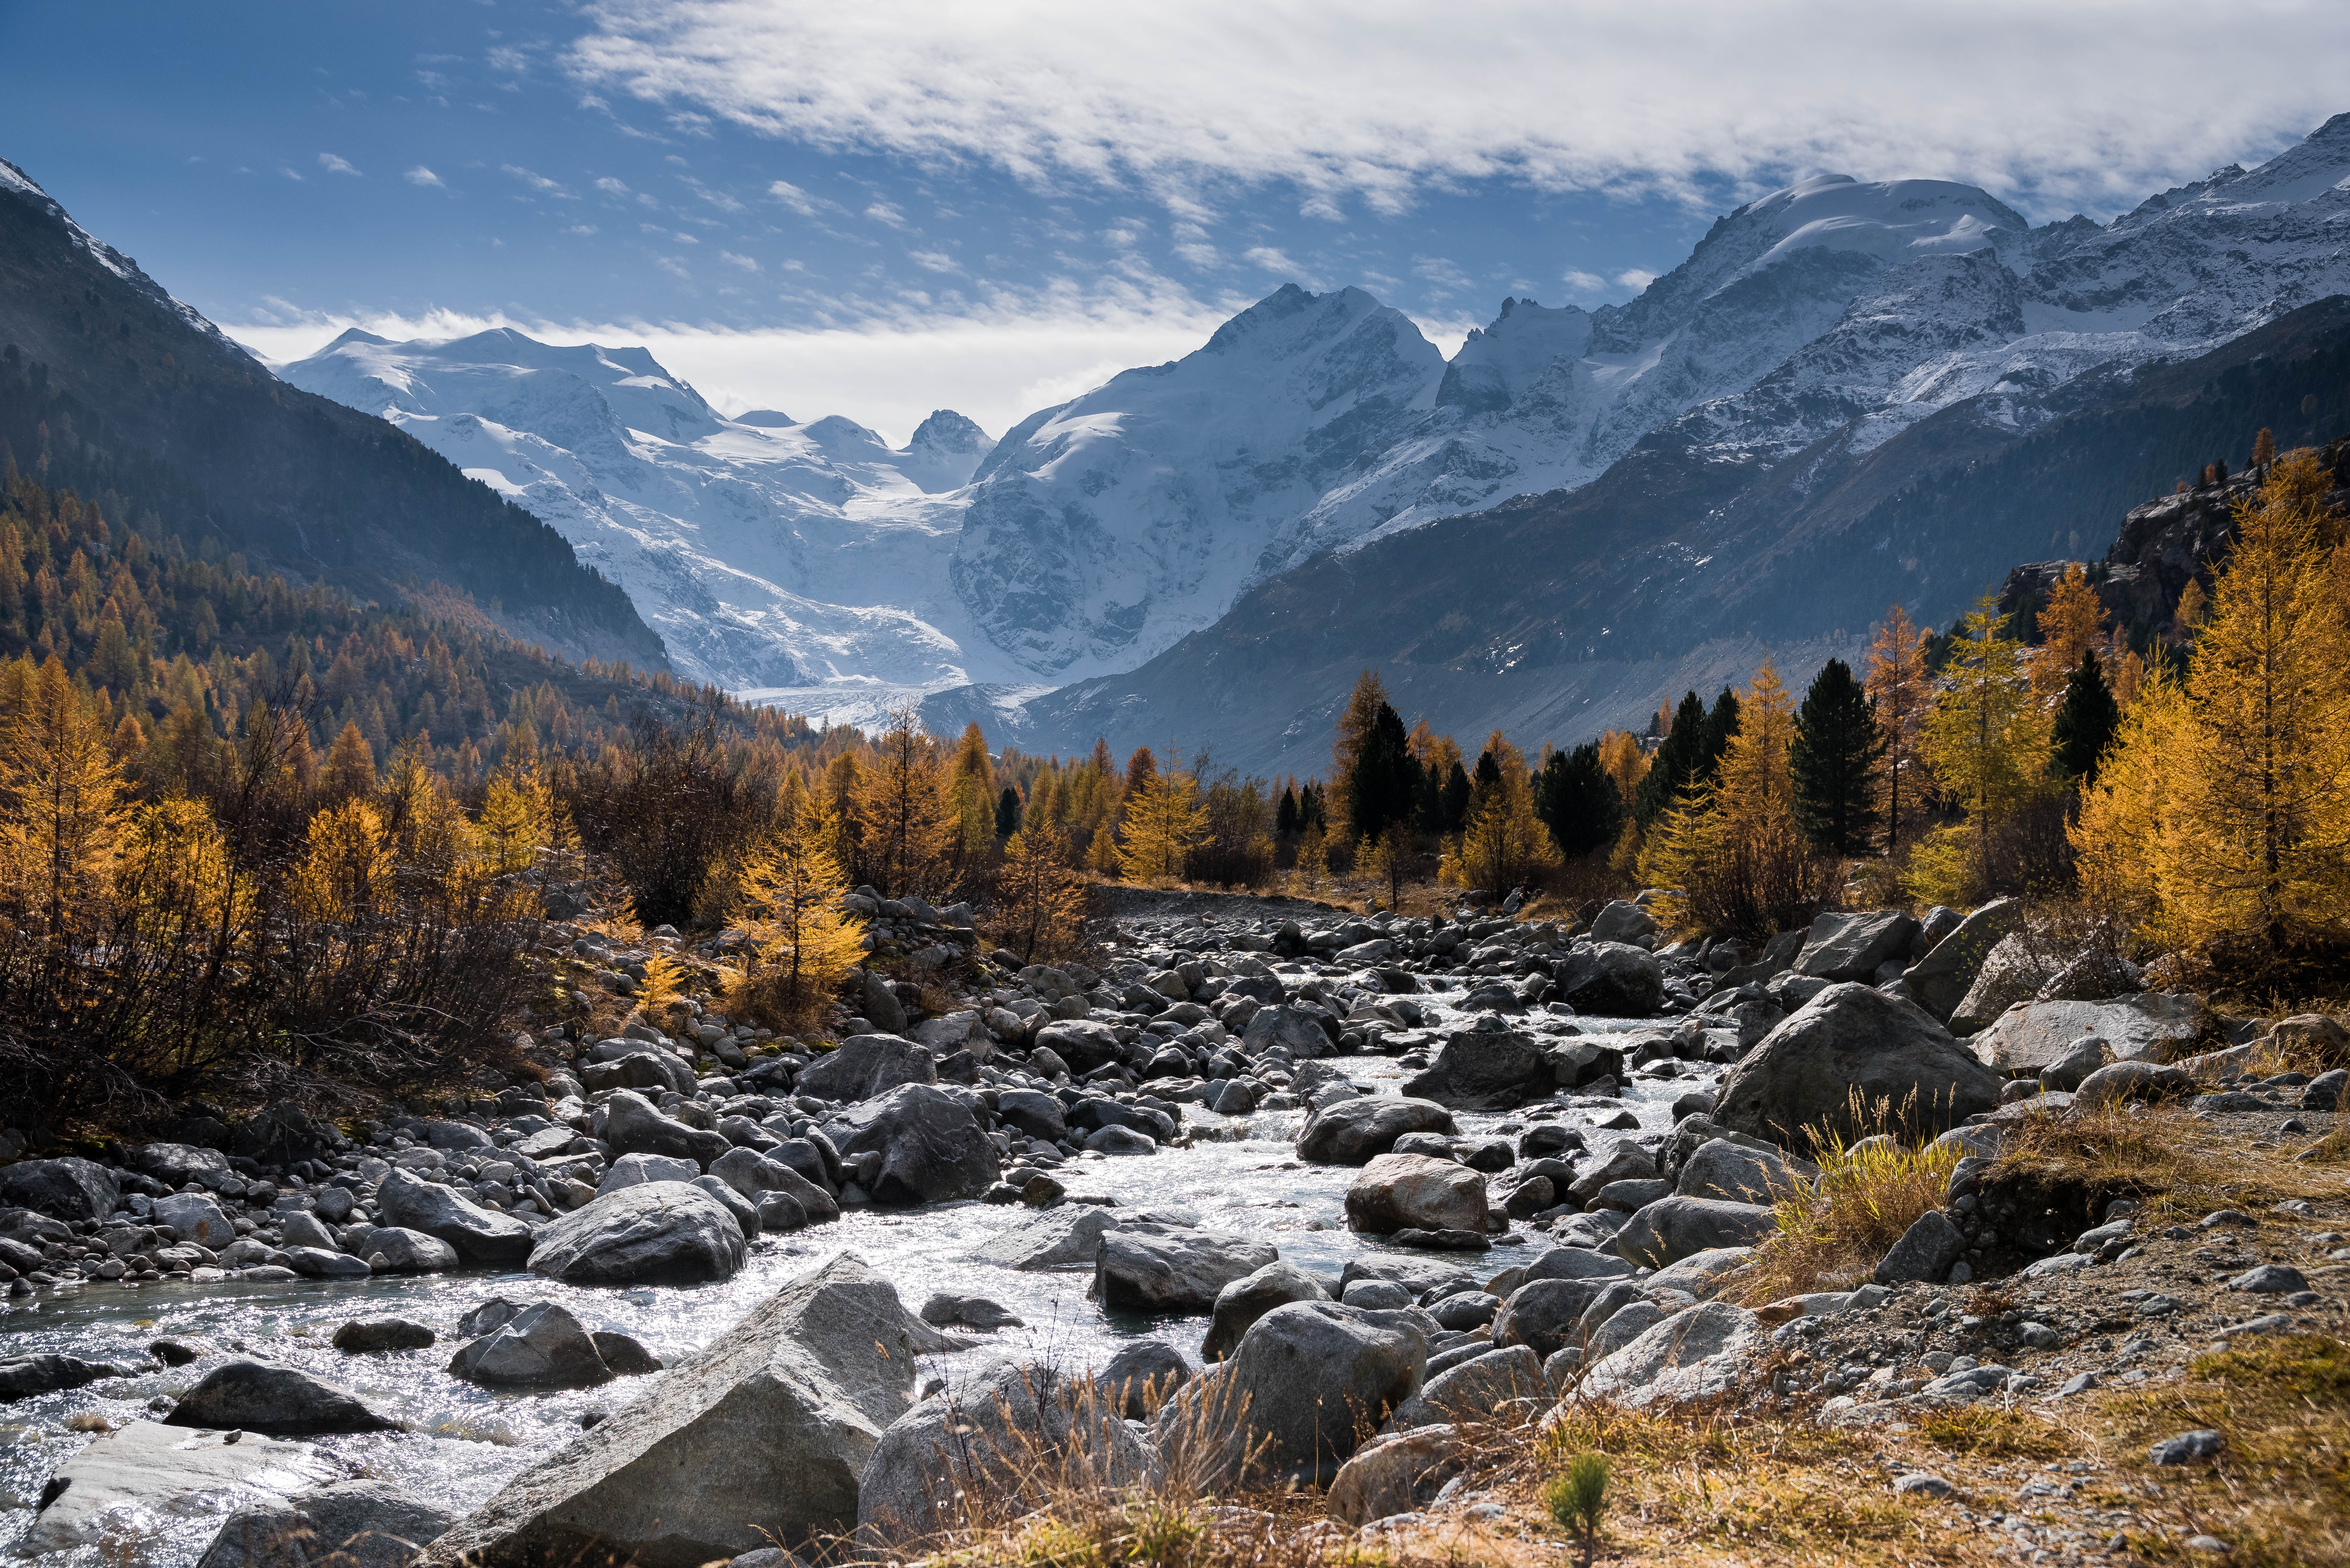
153,1191,238,1249
167,1361,398,1436
1400,1028,1556,1110
375,1168,536,1264
1241,1005,1337,1059
971,1207,1124,1270
1326,1425,1463,1527
1202,1261,1330,1361
1296,1097,1456,1165
828,1084,1001,1206
1901,899,2020,1022
1792,910,1921,983
1674,1139,1799,1204
603,1090,732,1169
1095,1228,1279,1314
1613,1197,1777,1268
196,1479,456,1568
1032,1020,1124,1074
1947,933,2060,1036
1491,1278,1610,1358
708,1147,840,1225
0,1157,118,1222
132,1141,238,1193
857,1355,1147,1547
1553,942,1665,1016
1172,1302,1428,1487
415,1256,934,1567
364,1226,461,1273
1102,1339,1193,1419
1576,1301,1761,1409
1969,994,2210,1073
21,1422,336,1558
448,1301,615,1389
526,1182,746,1286
795,1034,938,1103
1712,984,2001,1146
1344,1154,1487,1236
1390,1345,1546,1428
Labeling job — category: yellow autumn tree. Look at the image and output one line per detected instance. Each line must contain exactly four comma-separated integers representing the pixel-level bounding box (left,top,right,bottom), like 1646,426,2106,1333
1596,730,1649,809
320,719,377,802
1865,603,1931,849
732,785,867,1029
1640,661,1823,937
294,797,397,924
2031,563,2108,706
859,705,955,898
2078,449,2350,949
1117,752,1210,883
478,755,569,874
1292,820,1330,895
0,657,129,941
1442,757,1560,893
945,721,996,863
1908,595,2050,904
991,823,1089,961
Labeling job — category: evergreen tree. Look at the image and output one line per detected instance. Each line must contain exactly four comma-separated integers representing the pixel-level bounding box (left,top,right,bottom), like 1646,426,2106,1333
1534,742,1624,860
1790,658,1884,854
2050,649,2121,783
994,785,1023,839
1275,786,1299,837
1440,761,1471,833
1346,700,1419,846
1635,691,1709,826
1700,688,1741,781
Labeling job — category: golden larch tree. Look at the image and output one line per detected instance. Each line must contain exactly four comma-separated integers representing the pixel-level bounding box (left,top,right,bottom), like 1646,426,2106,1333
1442,757,1560,893
858,705,954,899
1640,661,1821,937
732,785,867,1029
1925,595,2047,841
1116,752,1210,883
2031,563,2107,706
991,822,1089,962
1864,604,1930,849
0,657,129,941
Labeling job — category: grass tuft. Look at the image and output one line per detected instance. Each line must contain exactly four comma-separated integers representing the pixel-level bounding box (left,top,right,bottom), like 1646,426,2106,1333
1735,1091,1960,1301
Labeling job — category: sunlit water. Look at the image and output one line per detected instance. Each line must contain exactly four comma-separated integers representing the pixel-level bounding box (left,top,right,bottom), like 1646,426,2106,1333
0,1010,1703,1565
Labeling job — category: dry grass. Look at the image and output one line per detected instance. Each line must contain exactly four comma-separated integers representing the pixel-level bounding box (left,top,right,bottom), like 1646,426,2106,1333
1914,1404,2071,1461
2097,1334,2350,1567
1986,1099,2242,1221
1732,1094,1962,1302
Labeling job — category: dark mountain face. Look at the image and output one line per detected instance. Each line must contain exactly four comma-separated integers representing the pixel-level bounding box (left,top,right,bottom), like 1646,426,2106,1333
0,160,664,670
943,297,2350,776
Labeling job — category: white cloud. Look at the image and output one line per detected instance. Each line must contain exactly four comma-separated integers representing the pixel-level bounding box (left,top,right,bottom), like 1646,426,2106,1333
405,165,445,187
566,223,601,235
721,250,760,270
1242,246,1297,274
595,175,632,195
1614,268,1658,290
318,153,362,177
769,178,820,214
1560,268,1606,293
864,200,907,229
501,163,575,197
1413,255,1470,290
225,293,1235,445
564,1,2350,219
907,249,958,273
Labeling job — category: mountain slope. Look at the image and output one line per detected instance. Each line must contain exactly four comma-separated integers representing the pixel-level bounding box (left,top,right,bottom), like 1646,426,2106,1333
0,159,663,670
279,328,1006,699
944,295,2350,775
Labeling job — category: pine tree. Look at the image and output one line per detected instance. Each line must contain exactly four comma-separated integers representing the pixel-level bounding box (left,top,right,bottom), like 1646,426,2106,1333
1440,761,1471,833
1790,658,1884,854
1330,670,1391,838
1116,755,1210,883
1534,742,1624,860
1865,604,1930,850
1346,699,1418,846
994,785,1023,839
991,822,1088,961
1276,787,1300,837
2050,649,2122,783
1635,692,1710,826
1700,688,1741,781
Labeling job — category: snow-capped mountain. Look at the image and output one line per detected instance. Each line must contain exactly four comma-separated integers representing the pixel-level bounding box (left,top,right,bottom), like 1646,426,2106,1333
279,329,1009,703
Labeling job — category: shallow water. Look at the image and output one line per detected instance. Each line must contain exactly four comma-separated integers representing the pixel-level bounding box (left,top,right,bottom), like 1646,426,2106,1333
0,1013,1699,1565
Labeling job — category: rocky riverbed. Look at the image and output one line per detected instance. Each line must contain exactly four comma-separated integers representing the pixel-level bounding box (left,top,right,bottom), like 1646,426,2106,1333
0,889,2339,1566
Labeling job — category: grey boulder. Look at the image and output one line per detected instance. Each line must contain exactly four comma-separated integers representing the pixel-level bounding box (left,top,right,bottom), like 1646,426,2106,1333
1241,1005,1336,1059
1344,1153,1488,1235
196,1479,455,1568
364,1226,461,1273
0,1157,119,1222
1712,984,2000,1145
1873,1210,1967,1284
1296,1097,1457,1165
376,1168,536,1264
1170,1302,1428,1486
1793,909,1921,983
603,1089,732,1169
1947,933,2060,1036
1970,994,2208,1073
1614,1197,1777,1268
1674,1139,1798,1204
1553,942,1665,1016
1096,1228,1279,1314
1390,1344,1545,1428
708,1146,840,1225
415,1256,935,1567
828,1084,1001,1207
167,1360,398,1436
1101,1339,1192,1418
448,1301,615,1389
1901,899,2020,1022
795,1034,938,1103
1400,1029,1557,1110
1202,1260,1330,1361
1578,1301,1761,1408
526,1181,746,1286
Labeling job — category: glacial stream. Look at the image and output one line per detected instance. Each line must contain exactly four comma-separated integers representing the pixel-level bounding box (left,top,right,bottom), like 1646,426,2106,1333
0,1014,1694,1566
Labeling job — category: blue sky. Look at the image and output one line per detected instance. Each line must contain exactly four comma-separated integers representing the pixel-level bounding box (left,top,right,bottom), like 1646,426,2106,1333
5,0,2346,443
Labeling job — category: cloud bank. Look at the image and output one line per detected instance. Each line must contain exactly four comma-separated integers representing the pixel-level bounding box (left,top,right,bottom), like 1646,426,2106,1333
566,0,2350,218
